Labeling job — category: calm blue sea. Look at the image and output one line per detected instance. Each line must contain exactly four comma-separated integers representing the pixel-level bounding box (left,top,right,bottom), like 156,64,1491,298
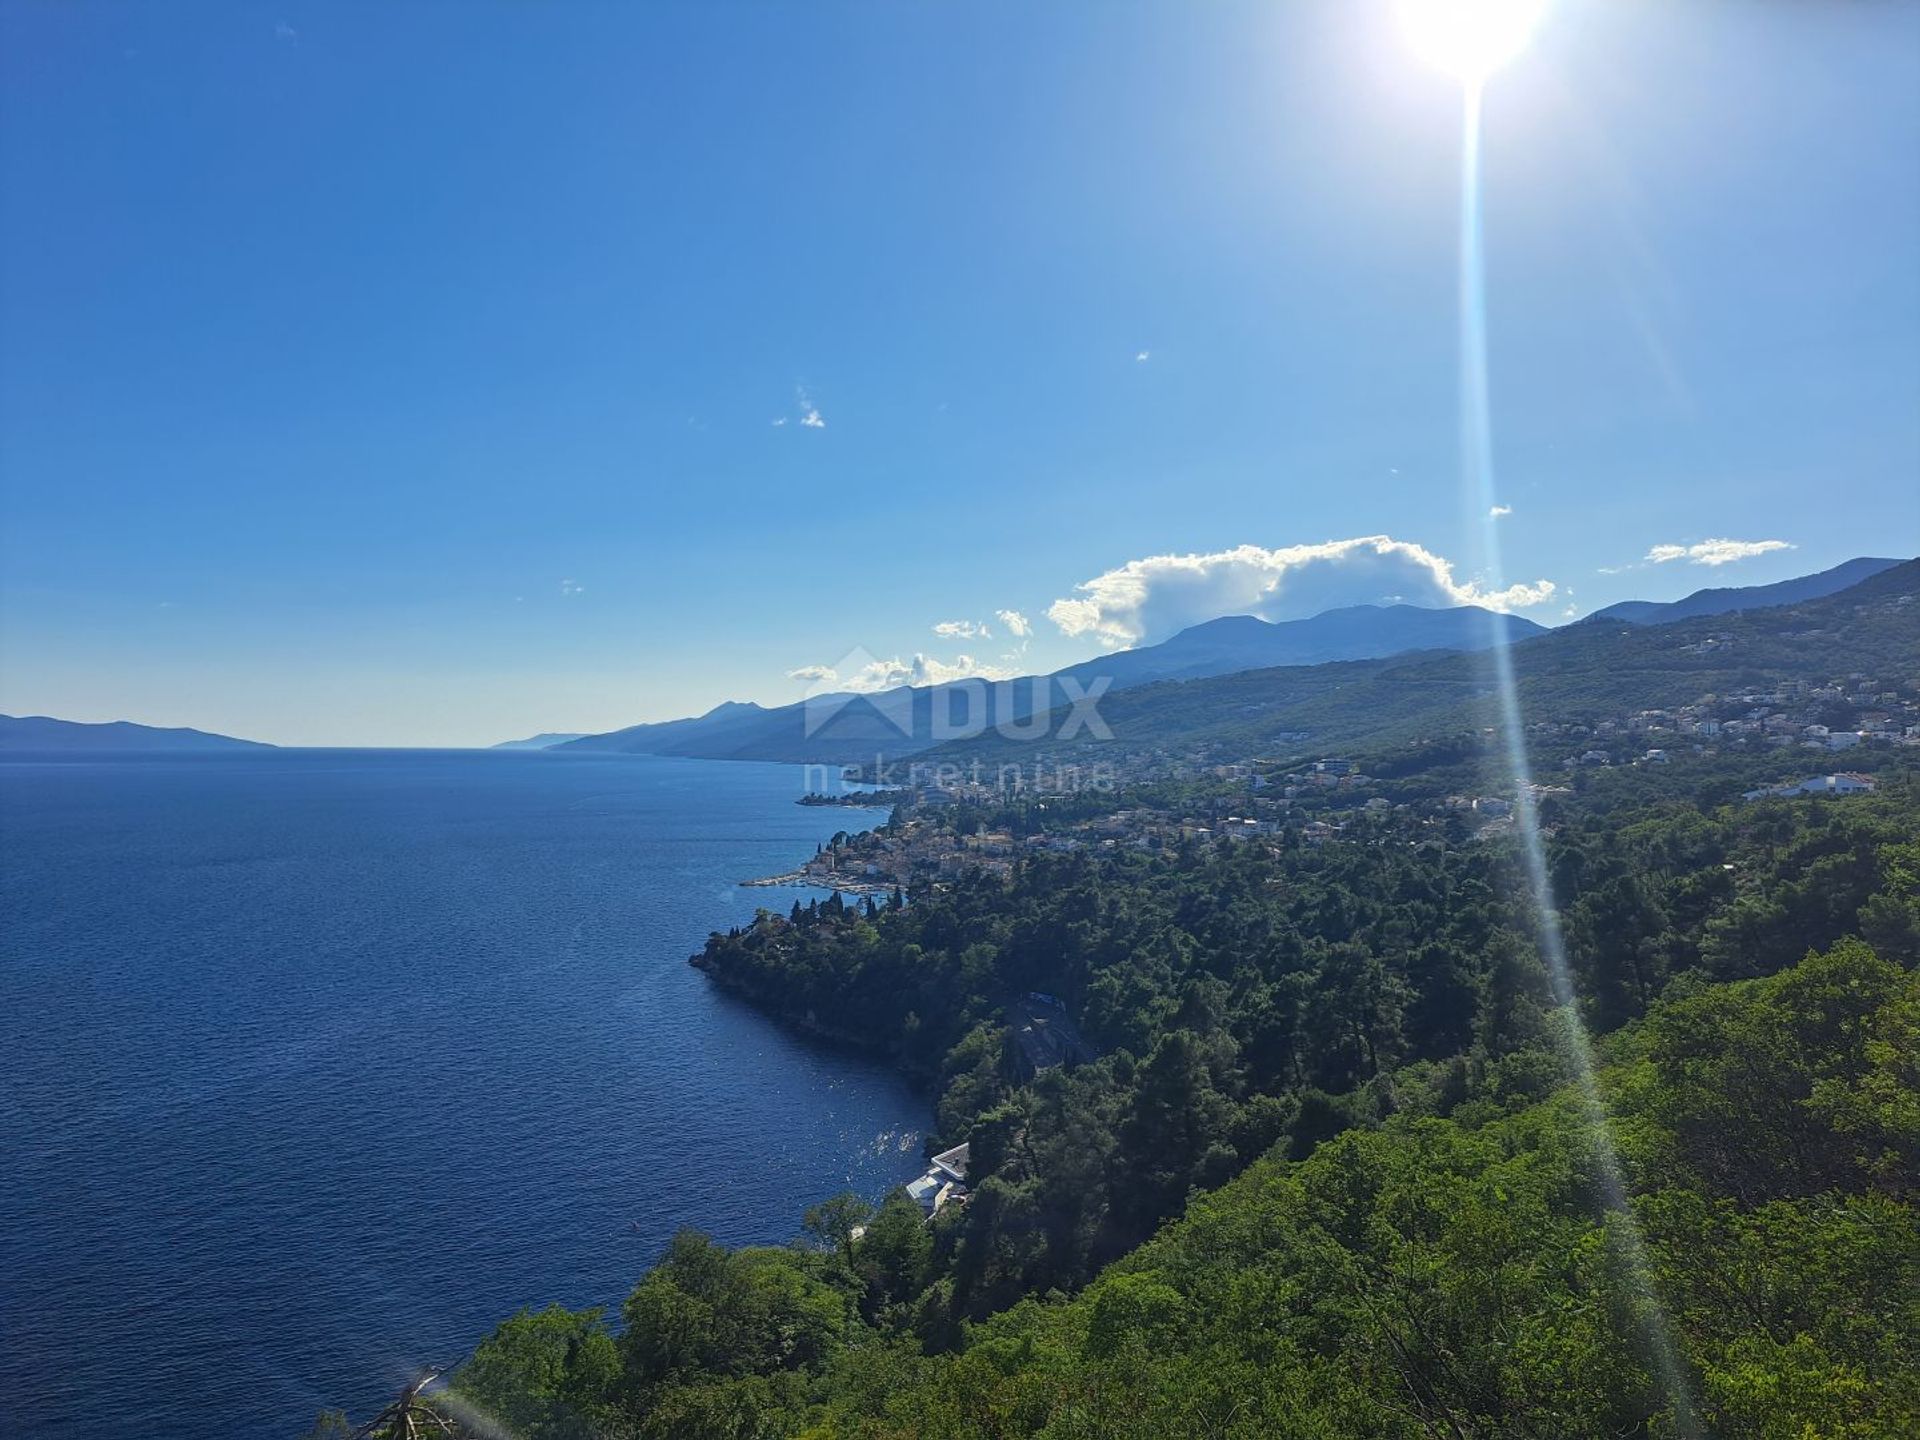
0,750,926,1439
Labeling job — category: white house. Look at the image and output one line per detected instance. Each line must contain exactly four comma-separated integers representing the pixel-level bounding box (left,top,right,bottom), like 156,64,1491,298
906,1142,971,1215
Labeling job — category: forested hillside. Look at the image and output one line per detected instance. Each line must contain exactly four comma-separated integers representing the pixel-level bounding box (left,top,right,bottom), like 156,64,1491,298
801,937,1918,1437
309,740,1920,1439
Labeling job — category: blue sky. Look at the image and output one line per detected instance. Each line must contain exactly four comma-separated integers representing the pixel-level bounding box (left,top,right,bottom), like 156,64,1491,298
2,1,1915,746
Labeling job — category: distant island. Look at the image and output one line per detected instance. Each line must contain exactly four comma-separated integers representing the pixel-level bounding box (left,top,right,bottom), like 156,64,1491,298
489,732,592,750
0,714,273,752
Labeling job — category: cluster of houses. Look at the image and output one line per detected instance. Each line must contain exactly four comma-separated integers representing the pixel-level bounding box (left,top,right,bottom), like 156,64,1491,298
793,825,1010,891
806,752,1569,887
791,666,1915,893
789,794,1304,893
793,817,1114,892
1536,674,1919,766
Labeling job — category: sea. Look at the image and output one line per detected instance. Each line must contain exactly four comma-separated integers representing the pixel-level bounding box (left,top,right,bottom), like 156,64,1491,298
0,749,927,1438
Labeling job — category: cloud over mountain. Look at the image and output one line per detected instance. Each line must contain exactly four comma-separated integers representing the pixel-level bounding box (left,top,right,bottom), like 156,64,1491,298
1046,536,1556,647
788,652,1016,693
1646,538,1792,567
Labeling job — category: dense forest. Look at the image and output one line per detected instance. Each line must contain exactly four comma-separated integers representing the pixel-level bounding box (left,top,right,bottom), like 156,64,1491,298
308,736,1920,1438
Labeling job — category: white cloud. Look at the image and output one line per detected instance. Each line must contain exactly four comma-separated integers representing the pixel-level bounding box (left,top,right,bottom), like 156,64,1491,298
1646,538,1793,567
995,609,1033,638
1045,535,1558,647
559,578,585,596
797,653,1016,692
1489,504,1512,518
1135,350,1151,363
933,619,990,640
777,387,826,429
912,653,1016,686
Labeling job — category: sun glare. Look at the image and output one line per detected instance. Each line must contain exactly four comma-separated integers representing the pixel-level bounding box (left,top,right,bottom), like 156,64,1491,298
1397,0,1547,82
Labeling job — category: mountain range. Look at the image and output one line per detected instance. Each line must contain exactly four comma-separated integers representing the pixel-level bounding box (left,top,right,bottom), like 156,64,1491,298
1048,603,1546,690
0,715,273,752
552,604,1541,765
548,559,1907,764
4,560,1909,759
913,555,1920,771
1584,556,1900,626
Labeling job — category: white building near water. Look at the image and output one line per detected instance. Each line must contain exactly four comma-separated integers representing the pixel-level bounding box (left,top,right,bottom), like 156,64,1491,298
906,1142,971,1215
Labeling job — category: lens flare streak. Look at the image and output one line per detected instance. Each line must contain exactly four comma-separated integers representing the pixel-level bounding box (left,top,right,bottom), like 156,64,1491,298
1455,80,1701,1436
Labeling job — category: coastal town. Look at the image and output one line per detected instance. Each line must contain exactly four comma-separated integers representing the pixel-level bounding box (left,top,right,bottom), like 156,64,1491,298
747,669,1915,896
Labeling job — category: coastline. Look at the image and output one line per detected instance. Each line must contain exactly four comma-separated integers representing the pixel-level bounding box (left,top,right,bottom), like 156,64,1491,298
741,870,894,896
796,789,905,809
1,748,930,1440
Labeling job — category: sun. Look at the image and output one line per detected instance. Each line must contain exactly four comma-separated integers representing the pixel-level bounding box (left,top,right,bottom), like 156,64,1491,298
1396,0,1548,83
